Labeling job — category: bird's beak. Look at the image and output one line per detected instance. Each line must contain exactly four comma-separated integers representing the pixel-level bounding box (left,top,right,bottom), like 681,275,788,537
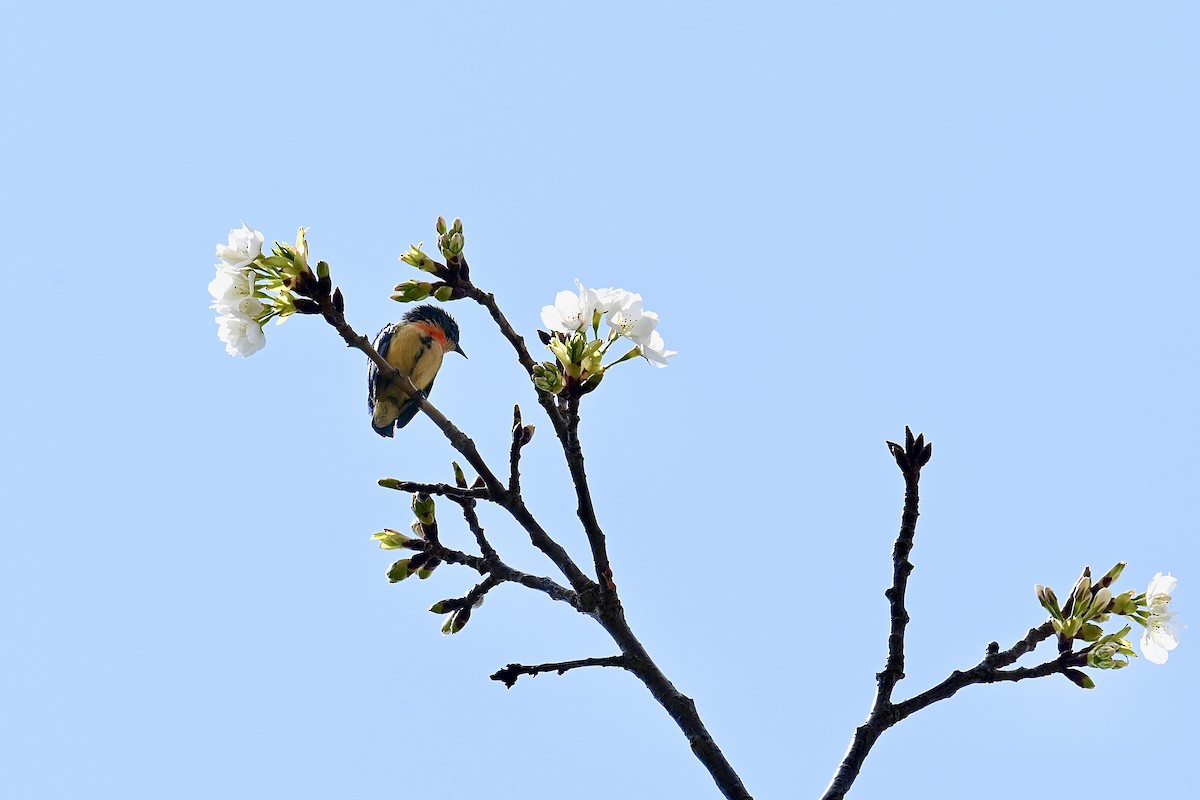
455,345,468,359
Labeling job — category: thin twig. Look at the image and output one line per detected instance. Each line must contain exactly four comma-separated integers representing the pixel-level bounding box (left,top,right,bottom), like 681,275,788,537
452,496,499,565
379,480,488,502
427,541,582,610
490,655,628,688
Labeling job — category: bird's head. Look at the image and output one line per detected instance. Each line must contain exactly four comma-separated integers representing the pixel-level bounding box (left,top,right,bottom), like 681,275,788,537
403,304,467,358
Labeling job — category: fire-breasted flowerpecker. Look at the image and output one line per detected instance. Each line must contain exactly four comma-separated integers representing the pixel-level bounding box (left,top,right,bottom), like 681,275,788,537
368,305,466,438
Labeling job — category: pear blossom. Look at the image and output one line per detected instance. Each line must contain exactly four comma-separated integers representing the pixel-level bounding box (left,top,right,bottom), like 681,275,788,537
592,286,635,314
639,329,678,368
216,313,266,357
606,293,658,345
208,266,253,310
541,279,599,333
216,223,264,269
1140,572,1179,665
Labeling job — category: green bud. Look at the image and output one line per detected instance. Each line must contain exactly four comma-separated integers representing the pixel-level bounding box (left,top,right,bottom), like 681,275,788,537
412,493,436,526
430,598,464,614
548,338,580,377
442,606,470,634
1085,587,1113,620
452,461,468,488
433,285,455,302
1111,590,1138,616
410,519,425,537
1087,643,1130,670
273,289,297,319
316,260,330,279
391,280,433,303
578,371,605,394
400,244,442,274
387,558,412,582
417,557,440,580
1055,617,1082,639
532,362,565,393
1065,575,1092,617
372,529,413,550
1063,669,1095,689
1079,622,1104,642
1099,562,1128,588
436,216,448,235
1035,585,1062,619
378,478,404,490
448,232,464,255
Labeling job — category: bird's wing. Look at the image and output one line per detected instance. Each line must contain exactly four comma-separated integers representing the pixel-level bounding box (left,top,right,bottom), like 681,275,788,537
368,323,399,415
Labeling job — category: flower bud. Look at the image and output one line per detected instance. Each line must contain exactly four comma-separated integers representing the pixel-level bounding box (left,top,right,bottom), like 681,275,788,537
1085,587,1113,620
417,556,440,580
430,598,465,614
452,461,468,489
372,529,415,550
433,285,455,302
1035,585,1062,619
442,606,470,634
1110,590,1138,616
387,558,413,583
1063,669,1096,689
1099,562,1127,588
400,244,443,274
412,493,437,526
436,216,448,235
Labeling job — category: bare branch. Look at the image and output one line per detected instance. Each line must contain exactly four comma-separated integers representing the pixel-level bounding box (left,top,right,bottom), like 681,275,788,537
490,655,628,688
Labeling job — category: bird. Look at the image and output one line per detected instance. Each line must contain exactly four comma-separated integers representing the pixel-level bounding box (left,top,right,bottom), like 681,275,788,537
368,304,466,437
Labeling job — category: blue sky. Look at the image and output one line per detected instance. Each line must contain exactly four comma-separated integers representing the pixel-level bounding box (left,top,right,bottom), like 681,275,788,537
1,3,1195,798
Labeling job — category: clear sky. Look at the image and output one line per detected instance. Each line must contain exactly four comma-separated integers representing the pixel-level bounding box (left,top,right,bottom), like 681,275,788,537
1,3,1195,798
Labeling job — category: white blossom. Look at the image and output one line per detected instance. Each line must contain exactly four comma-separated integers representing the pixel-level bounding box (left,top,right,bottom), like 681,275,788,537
1140,572,1179,665
605,293,658,345
216,313,266,357
216,223,264,269
639,329,678,368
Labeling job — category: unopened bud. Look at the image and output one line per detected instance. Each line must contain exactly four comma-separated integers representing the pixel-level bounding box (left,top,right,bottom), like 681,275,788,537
521,425,536,445
430,598,465,614
372,529,414,550
1099,562,1128,588
1085,587,1113,620
387,558,413,583
1062,669,1095,690
442,606,470,634
1111,590,1138,616
452,461,468,488
433,285,455,302
1035,584,1061,618
436,216,448,235
391,280,433,303
412,493,436,525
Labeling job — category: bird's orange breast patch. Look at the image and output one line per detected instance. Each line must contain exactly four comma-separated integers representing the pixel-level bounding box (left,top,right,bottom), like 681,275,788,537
411,320,449,348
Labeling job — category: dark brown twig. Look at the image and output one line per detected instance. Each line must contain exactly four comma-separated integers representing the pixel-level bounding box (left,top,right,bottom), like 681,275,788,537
490,655,628,688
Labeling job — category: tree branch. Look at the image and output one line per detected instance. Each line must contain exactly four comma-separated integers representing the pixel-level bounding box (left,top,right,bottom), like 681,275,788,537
314,290,595,597
490,655,628,688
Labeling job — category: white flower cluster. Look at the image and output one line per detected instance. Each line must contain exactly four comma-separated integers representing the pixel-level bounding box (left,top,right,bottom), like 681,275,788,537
541,280,677,368
210,224,267,357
